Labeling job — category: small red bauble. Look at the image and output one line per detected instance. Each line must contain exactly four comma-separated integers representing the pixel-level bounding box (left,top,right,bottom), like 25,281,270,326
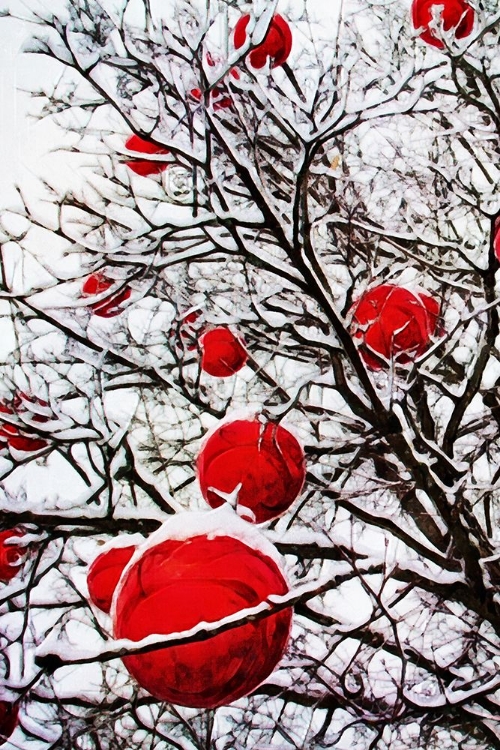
0,530,24,581
0,422,19,446
16,393,50,423
0,702,18,746
350,284,440,370
197,419,305,523
82,273,131,318
200,327,248,377
124,135,170,176
190,87,233,111
494,221,500,262
7,435,49,453
233,14,292,69
169,309,201,352
113,530,291,708
87,545,136,613
411,0,474,48
0,397,49,455
82,273,111,297
190,53,239,110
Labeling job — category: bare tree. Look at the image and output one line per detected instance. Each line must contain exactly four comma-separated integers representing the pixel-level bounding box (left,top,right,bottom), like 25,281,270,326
2,0,500,747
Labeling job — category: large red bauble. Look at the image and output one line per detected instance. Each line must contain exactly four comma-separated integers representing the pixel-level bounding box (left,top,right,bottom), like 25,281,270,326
411,0,474,48
233,14,292,69
82,273,131,318
124,135,170,176
200,327,248,377
0,529,24,582
350,284,440,370
494,222,500,262
87,545,136,613
197,419,305,523
0,702,18,746
113,533,292,708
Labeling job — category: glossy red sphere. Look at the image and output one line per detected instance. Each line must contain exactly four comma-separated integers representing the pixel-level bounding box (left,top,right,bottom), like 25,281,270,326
124,135,170,176
494,222,500,262
82,273,131,318
113,534,292,708
200,327,248,377
0,397,49,455
0,422,18,444
87,545,136,613
411,0,474,48
0,529,23,581
350,284,440,370
7,435,49,453
190,53,238,110
0,702,18,747
190,87,233,111
233,14,292,68
197,419,305,523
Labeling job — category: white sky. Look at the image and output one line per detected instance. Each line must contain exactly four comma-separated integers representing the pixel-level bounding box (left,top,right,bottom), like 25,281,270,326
0,0,347,206
0,7,76,206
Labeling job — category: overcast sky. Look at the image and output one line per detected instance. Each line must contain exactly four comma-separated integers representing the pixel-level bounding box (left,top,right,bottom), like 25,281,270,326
0,8,72,207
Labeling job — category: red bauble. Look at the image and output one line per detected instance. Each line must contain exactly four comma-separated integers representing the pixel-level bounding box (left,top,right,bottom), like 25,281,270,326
7,435,49,453
411,0,474,48
494,222,500,262
350,284,440,370
170,309,201,352
233,14,292,69
0,530,23,581
200,327,248,377
124,135,170,176
0,702,18,746
190,53,239,110
190,87,233,111
82,272,115,299
87,545,136,613
0,423,19,444
16,393,50,423
113,532,291,708
0,397,49,455
197,419,305,523
82,273,131,318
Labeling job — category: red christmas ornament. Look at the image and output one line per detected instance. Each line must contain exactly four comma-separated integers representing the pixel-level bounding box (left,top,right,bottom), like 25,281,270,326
190,53,240,110
0,397,49,456
197,419,305,523
350,284,440,370
87,545,136,613
16,393,50,423
0,421,19,447
169,309,202,352
7,435,49,453
0,702,18,747
113,531,291,708
200,327,248,377
190,87,233,111
411,0,474,48
233,14,292,69
124,135,170,176
82,273,131,318
494,221,500,262
0,529,24,582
